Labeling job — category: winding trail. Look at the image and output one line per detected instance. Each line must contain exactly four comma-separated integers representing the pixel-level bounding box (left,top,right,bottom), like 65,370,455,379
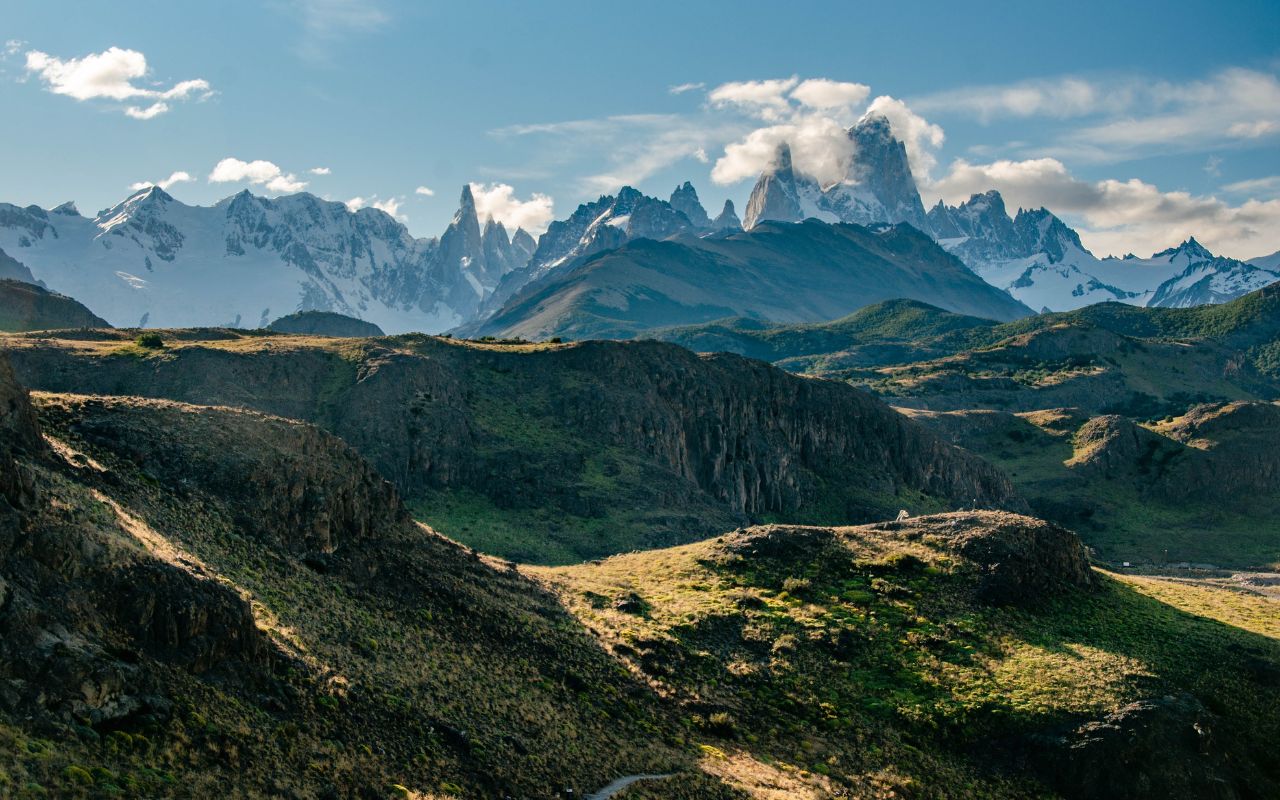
585,773,673,799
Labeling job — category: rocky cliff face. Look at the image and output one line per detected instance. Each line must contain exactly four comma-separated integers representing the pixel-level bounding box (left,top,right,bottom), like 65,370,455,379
7,332,1023,561
742,115,930,231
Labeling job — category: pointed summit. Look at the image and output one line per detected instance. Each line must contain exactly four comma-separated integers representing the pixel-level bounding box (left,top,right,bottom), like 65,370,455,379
669,181,711,228
774,142,794,174
743,142,806,229
711,199,742,231
52,201,81,217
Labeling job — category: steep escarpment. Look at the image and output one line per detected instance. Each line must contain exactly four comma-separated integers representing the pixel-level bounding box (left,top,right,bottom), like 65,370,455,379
6,332,1022,562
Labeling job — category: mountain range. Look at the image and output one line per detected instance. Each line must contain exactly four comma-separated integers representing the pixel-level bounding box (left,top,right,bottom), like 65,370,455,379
1,116,1276,335
742,116,1280,313
0,184,534,332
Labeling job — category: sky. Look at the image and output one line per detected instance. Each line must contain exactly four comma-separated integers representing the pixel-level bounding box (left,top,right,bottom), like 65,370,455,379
2,0,1279,258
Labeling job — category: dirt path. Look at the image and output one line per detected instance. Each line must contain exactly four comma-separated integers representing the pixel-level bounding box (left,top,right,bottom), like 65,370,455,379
585,773,673,799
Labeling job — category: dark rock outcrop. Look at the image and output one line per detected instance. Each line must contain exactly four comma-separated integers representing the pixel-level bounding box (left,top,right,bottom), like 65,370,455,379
0,278,110,332
881,511,1097,603
1032,693,1239,800
267,310,385,337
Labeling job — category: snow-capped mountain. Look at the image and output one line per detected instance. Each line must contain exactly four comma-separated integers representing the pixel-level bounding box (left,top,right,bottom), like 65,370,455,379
742,117,1279,312
928,194,1280,311
0,185,533,332
743,114,929,231
477,183,719,319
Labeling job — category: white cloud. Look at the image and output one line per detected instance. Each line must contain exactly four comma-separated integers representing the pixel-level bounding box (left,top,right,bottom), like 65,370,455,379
711,115,855,186
862,95,945,179
208,158,308,194
372,197,404,219
309,166,331,175
344,196,367,211
129,171,194,191
414,185,435,196
468,183,554,234
1055,69,1280,162
1228,119,1280,139
4,40,24,57
708,77,799,121
927,156,1280,258
790,79,871,112
24,47,211,118
669,82,704,95
125,102,169,120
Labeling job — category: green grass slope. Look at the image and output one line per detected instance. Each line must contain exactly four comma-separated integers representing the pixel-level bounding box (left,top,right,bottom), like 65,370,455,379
538,513,1280,798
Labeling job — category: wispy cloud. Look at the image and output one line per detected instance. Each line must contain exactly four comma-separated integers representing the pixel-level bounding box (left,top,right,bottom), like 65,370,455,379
309,166,331,175
494,113,741,193
23,46,213,120
290,0,389,61
916,68,1280,163
129,171,194,191
1222,175,1280,197
414,185,435,196
669,82,704,95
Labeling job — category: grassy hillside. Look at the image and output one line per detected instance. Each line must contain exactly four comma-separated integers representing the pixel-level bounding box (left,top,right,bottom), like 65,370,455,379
645,299,997,366
649,284,1280,418
2,375,693,798
4,329,1017,565
907,404,1280,568
2,353,1276,798
536,513,1280,798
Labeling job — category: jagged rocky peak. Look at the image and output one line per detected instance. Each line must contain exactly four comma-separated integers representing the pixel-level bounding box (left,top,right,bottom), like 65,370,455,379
510,227,537,262
743,143,805,229
669,181,711,228
743,117,931,232
1154,236,1215,262
51,201,81,217
1012,207,1089,262
842,113,931,231
438,184,486,275
711,199,742,231
928,190,1016,242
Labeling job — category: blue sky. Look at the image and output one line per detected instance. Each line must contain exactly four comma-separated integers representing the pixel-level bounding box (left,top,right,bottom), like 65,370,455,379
3,0,1279,257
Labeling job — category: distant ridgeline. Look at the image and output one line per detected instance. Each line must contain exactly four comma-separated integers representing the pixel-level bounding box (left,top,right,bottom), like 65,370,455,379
1,118,1274,337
